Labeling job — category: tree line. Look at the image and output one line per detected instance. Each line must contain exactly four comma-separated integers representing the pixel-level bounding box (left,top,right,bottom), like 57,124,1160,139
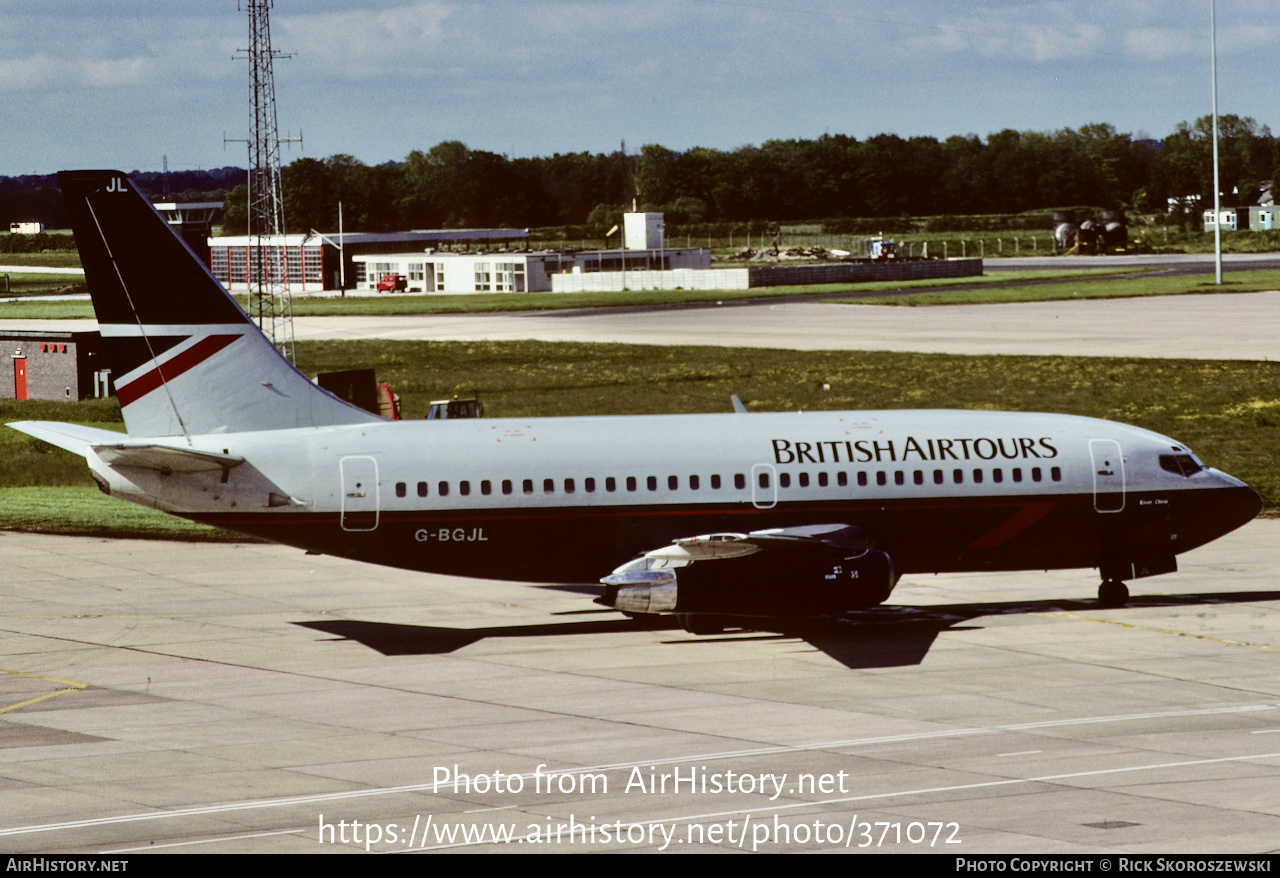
214,116,1280,236
4,118,1277,236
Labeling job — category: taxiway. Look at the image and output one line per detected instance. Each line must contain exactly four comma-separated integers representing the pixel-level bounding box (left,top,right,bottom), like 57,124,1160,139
1,525,1278,853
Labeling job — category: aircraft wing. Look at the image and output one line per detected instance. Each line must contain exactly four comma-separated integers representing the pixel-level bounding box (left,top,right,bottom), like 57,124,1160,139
600,523,895,617
606,523,873,572
7,421,123,458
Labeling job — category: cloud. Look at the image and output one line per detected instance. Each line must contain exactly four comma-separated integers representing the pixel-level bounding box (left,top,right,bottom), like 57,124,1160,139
921,5,1110,63
80,57,153,88
275,2,453,77
1123,28,1195,61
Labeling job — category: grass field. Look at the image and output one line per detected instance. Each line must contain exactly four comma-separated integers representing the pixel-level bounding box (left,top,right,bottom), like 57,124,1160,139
843,268,1280,306
0,266,1247,320
0,272,87,298
2,341,1277,539
0,251,82,269
779,227,1280,259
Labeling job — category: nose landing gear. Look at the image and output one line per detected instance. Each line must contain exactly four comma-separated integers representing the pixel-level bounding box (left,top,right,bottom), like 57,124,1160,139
1098,579,1129,608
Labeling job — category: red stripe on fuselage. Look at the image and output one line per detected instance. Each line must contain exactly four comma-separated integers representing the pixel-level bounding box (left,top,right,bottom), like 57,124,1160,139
965,501,1057,549
190,497,1063,530
116,334,241,407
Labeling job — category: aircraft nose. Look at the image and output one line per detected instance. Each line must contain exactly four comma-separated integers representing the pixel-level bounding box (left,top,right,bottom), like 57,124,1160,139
1210,469,1264,532
1228,484,1264,528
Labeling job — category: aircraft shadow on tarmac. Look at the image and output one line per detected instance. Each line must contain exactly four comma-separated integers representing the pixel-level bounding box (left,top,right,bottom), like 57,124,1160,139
296,589,1280,670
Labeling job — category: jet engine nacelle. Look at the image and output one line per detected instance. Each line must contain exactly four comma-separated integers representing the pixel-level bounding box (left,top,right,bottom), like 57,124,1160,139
600,549,897,618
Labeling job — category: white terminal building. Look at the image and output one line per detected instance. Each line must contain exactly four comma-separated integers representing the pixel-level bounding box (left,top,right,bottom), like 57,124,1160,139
207,213,710,294
351,213,707,293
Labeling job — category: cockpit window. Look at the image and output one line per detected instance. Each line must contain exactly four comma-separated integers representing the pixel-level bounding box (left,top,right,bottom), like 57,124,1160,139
1159,454,1203,477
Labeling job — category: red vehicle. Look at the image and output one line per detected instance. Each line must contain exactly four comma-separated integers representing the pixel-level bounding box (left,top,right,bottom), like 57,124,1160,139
376,273,407,292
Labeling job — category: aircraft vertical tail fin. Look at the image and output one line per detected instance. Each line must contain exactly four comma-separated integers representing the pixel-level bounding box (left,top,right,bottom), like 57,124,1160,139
58,170,379,437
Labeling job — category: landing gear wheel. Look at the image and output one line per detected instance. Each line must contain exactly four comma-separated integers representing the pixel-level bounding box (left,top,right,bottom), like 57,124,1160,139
1098,579,1129,608
678,613,727,635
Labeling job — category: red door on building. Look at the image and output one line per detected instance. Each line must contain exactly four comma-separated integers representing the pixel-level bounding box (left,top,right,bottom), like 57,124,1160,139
13,356,26,400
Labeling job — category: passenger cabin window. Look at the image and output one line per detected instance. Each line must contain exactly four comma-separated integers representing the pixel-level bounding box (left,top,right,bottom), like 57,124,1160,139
837,472,847,487
606,477,617,492
523,479,534,494
913,470,924,486
758,472,770,489
396,482,406,498
1031,468,1042,482
735,474,746,490
438,481,450,496
418,481,428,497
690,475,700,490
857,472,867,487
459,480,471,496
1012,468,1023,483
647,476,658,491
481,480,492,495
564,478,575,493
544,478,554,494
933,470,944,485
818,472,828,487
972,469,983,484
992,469,1003,483
502,479,513,495
953,469,963,484
668,475,678,490
710,474,721,489
585,478,596,492
894,471,904,486
627,477,637,492
1051,467,1062,482
779,473,791,488
876,472,886,487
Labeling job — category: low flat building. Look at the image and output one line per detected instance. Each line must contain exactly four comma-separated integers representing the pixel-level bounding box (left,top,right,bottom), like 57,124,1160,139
208,229,530,293
1201,205,1280,232
1203,207,1250,232
2,330,108,401
351,247,711,293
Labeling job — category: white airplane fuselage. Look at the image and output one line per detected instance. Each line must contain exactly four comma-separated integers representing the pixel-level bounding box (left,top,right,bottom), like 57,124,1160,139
14,170,1261,624
87,408,1259,586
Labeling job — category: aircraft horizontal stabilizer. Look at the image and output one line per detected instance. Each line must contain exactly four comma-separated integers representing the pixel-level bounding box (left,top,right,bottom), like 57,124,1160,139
7,421,123,458
89,443,244,473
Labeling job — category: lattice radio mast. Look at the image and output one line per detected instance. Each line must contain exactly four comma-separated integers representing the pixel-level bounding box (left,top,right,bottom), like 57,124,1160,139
229,0,299,363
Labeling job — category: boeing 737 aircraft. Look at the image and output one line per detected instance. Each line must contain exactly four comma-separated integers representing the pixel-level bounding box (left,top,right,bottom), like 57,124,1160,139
9,171,1263,633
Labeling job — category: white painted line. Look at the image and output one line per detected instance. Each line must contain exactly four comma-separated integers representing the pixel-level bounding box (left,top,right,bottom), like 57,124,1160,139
103,827,305,853
2,702,1275,839
405,751,1280,852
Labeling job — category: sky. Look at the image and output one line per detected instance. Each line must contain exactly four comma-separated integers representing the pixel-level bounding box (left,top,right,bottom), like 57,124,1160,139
2,0,1277,177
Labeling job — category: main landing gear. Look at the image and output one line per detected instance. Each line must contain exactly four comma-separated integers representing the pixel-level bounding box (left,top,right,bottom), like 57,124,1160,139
677,613,730,635
1098,579,1129,608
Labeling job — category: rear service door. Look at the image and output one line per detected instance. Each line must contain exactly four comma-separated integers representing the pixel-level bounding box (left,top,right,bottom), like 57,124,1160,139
341,456,380,531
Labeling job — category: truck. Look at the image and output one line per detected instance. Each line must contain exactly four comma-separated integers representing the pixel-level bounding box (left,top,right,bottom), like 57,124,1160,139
868,234,897,260
375,273,408,293
426,394,484,420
